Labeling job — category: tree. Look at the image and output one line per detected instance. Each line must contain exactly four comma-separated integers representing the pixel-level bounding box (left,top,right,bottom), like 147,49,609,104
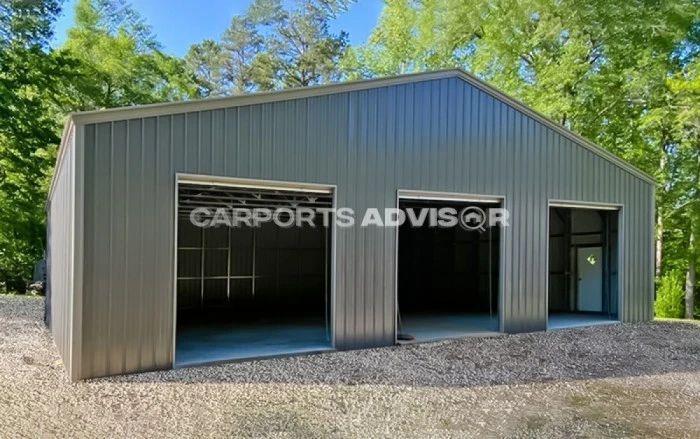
185,39,227,97
341,0,419,78
185,0,354,94
184,15,265,97
222,15,264,94
666,57,700,318
256,0,351,88
0,0,203,292
0,0,69,291
61,0,197,110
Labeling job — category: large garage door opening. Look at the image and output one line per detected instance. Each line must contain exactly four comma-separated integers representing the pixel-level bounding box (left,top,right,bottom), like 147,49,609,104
548,206,620,329
175,181,333,367
396,197,502,343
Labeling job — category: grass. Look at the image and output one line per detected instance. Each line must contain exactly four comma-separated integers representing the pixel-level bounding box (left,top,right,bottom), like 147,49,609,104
655,317,700,325
0,292,43,298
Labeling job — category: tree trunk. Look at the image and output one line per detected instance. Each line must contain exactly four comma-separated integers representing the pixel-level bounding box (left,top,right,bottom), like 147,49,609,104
687,146,700,319
686,230,695,319
656,212,663,278
655,152,667,279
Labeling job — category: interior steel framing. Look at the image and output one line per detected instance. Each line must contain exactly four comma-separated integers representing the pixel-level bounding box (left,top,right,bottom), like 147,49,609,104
172,174,338,364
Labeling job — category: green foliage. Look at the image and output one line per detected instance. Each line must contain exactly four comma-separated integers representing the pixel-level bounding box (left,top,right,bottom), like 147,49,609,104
341,0,419,78
185,39,228,97
0,0,69,291
0,0,62,46
61,0,197,109
0,0,200,290
185,0,353,95
655,271,686,318
263,0,351,88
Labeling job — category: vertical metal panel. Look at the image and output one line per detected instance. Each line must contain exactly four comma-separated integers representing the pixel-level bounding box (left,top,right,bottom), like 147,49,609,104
76,76,655,378
141,116,157,369
47,124,76,378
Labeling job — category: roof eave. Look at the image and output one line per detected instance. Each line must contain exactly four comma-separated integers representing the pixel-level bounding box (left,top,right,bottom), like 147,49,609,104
69,69,462,125
47,115,75,205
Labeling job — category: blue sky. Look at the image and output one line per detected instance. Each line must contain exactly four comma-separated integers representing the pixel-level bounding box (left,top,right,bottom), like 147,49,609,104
52,0,384,56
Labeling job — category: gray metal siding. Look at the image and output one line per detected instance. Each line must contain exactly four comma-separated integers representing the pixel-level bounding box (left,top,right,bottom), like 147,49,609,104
78,76,654,378
47,125,75,378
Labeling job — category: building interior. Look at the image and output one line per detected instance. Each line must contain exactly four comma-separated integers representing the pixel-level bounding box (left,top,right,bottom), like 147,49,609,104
548,206,620,329
175,183,332,366
397,199,501,343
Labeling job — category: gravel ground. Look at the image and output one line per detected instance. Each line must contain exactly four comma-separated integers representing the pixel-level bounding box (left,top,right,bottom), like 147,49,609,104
2,295,700,438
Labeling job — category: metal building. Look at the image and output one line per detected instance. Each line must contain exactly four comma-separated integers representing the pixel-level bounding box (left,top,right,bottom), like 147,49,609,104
47,69,655,380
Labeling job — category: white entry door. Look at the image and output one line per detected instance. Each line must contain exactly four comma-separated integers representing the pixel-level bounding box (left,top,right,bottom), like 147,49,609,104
577,247,603,312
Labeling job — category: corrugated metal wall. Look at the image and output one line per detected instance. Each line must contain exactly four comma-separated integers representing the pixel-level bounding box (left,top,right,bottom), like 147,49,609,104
77,76,654,378
47,125,75,378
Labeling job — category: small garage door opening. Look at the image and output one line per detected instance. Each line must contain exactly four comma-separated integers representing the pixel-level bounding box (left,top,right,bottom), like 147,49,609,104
548,206,620,329
175,182,333,366
397,198,501,343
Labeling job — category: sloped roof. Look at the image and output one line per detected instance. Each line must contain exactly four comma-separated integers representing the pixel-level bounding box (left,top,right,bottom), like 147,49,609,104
60,68,654,185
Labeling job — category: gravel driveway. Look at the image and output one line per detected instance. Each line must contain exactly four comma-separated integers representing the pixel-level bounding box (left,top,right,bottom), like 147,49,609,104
2,295,700,438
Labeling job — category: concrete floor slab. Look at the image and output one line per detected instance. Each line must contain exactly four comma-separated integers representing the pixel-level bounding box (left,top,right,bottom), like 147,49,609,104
548,313,619,330
175,319,330,367
398,313,500,343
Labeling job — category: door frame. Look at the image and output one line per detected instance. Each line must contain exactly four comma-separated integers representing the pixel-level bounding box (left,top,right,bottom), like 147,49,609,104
394,189,506,343
172,173,338,366
546,199,623,329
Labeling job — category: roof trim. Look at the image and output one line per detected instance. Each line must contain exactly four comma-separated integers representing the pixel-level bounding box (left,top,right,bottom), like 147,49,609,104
68,69,459,124
63,68,655,185
47,117,75,203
